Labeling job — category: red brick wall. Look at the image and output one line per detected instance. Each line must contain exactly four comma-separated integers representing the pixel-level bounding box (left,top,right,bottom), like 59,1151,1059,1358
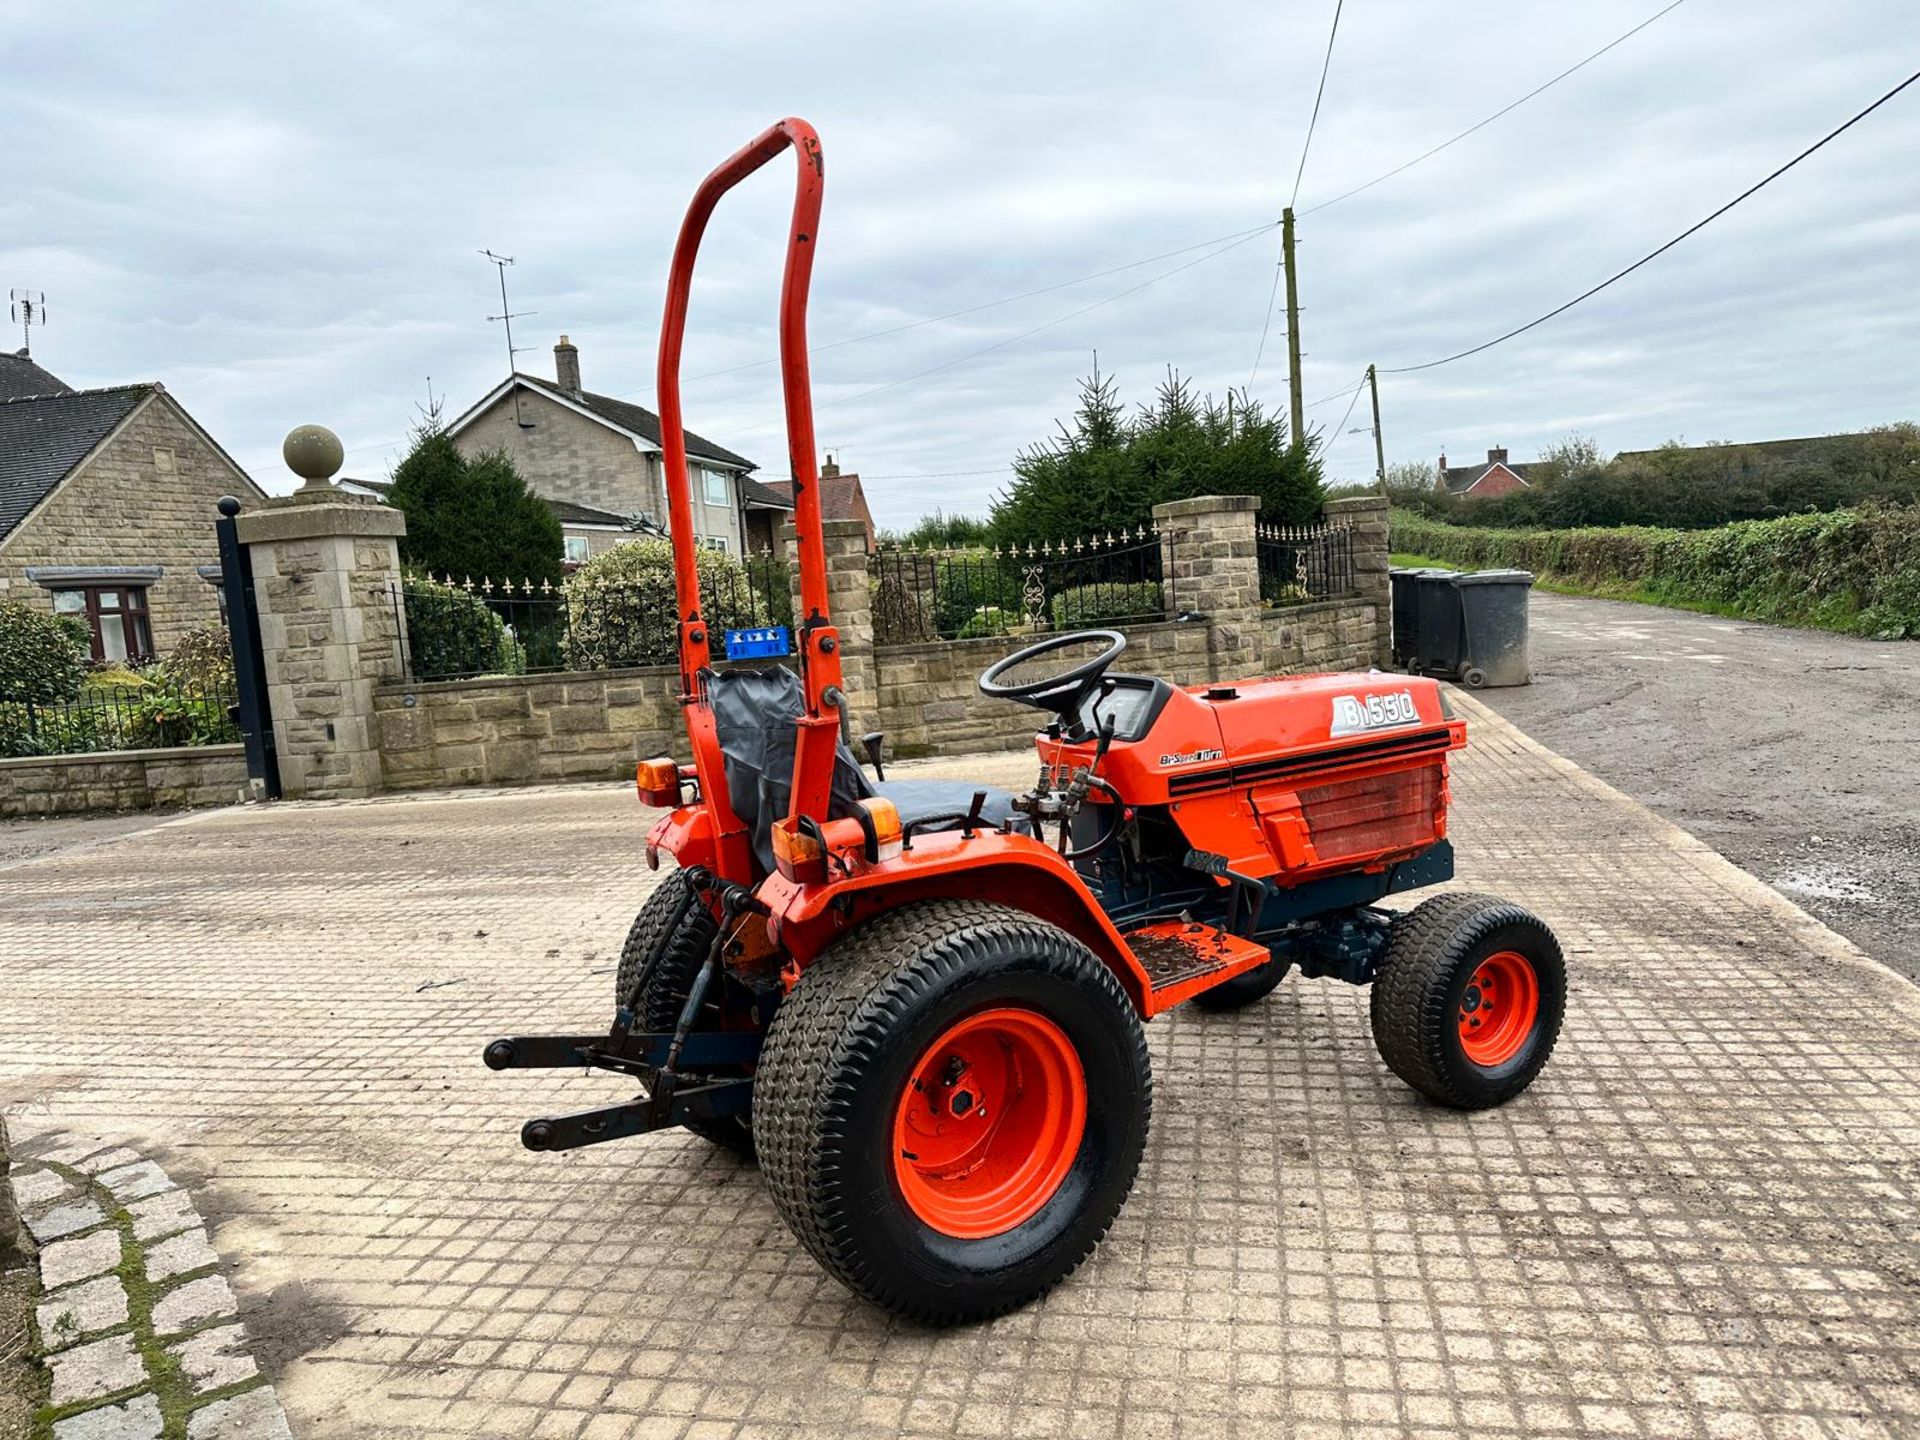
1461,464,1529,499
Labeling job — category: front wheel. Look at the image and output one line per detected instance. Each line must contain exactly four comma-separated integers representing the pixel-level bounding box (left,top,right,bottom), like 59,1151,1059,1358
753,900,1151,1324
1369,892,1565,1109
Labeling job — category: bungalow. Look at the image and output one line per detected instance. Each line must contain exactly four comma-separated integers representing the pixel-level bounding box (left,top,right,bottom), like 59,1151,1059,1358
0,349,264,662
1438,447,1534,500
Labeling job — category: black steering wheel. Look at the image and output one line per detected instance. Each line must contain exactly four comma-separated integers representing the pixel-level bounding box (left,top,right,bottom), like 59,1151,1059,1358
978,629,1127,729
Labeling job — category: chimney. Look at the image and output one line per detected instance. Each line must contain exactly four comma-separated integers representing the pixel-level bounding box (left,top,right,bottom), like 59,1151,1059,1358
1487,446,1508,465
820,452,840,478
554,335,581,397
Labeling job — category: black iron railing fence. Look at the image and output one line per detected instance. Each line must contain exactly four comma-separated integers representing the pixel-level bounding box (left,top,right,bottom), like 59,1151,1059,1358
0,677,240,759
1257,521,1354,605
396,554,794,682
871,529,1168,645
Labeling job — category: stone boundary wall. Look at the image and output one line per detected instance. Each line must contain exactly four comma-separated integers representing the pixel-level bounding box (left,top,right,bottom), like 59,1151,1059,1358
0,745,247,819
361,494,1390,789
367,593,1382,785
373,666,682,790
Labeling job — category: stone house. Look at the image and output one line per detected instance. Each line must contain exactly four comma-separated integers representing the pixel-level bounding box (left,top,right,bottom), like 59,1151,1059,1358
0,350,264,663
441,336,790,561
755,455,877,551
1438,447,1535,499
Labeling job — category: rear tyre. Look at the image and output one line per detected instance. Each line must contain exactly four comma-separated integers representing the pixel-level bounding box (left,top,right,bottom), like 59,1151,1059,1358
1189,956,1290,1012
615,871,755,1157
754,900,1151,1325
1369,892,1565,1110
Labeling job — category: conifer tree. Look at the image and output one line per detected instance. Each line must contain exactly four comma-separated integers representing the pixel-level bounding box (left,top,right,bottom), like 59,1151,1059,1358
387,410,563,586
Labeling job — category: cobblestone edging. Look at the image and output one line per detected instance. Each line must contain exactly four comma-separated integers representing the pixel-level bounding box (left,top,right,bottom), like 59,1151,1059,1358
9,1139,291,1440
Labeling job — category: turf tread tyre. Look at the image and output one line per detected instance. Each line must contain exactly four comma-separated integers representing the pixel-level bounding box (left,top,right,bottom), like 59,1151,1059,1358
1370,892,1565,1109
615,871,754,1157
615,871,710,1017
753,899,1151,1324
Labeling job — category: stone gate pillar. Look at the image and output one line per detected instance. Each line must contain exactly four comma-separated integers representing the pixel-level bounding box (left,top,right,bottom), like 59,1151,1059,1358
1152,494,1263,681
233,426,407,799
1321,494,1392,666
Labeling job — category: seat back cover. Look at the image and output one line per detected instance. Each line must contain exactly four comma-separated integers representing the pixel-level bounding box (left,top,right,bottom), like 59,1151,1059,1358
709,667,875,873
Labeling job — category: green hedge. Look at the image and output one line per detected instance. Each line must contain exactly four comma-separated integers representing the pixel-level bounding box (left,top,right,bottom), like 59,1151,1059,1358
404,577,528,680
1391,505,1920,639
1049,581,1165,628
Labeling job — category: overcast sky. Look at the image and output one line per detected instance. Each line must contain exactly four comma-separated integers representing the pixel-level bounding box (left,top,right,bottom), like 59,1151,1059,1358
6,1,1918,529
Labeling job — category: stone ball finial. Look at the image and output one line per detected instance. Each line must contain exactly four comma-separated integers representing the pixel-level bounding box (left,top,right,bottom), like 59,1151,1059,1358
283,424,344,491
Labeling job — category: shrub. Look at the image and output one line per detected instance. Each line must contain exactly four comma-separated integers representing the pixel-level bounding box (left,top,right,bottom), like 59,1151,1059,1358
404,577,528,680
0,700,112,759
1048,580,1164,628
956,606,1014,640
164,625,236,691
564,539,766,669
0,601,90,702
124,681,240,748
1391,504,1920,639
929,551,1014,638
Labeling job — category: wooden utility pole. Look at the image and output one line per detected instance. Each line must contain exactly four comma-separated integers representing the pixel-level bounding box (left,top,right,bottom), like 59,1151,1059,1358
1367,363,1386,493
1282,207,1304,444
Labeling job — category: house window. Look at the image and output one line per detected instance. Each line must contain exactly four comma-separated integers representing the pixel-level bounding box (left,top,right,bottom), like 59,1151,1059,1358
563,535,591,564
703,468,729,505
54,586,154,664
703,535,729,554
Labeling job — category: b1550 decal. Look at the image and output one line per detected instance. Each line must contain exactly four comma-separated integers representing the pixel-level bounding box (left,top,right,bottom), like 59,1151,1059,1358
1330,690,1421,738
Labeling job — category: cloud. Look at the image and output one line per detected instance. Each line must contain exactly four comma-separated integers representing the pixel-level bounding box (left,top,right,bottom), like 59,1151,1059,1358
3,0,1917,526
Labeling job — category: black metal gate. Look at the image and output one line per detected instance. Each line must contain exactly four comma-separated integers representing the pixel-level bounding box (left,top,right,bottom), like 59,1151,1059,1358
214,496,281,799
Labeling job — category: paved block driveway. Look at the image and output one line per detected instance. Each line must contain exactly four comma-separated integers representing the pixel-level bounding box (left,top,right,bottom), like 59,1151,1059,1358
5,698,1919,1439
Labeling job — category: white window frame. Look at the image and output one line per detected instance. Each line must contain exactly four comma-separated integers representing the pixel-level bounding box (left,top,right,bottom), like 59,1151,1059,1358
703,467,729,505
563,535,591,564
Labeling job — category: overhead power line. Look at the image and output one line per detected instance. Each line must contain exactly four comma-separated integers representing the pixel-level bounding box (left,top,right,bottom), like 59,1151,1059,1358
1382,65,1920,376
1301,0,1689,217
1304,376,1367,411
859,467,1012,481
1292,0,1346,209
1331,374,1368,436
1251,0,1344,394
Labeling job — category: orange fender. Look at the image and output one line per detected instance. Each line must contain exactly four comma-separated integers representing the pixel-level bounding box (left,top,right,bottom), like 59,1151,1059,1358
758,829,1154,1013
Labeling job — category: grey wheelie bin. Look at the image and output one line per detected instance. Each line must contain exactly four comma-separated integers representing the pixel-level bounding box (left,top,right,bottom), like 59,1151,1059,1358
1453,568,1534,688
1389,567,1438,668
1413,571,1464,679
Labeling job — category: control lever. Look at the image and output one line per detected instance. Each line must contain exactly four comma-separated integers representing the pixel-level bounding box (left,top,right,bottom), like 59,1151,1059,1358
860,731,887,782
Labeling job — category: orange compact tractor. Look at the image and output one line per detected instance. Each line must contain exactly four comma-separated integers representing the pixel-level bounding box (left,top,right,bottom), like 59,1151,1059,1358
486,119,1566,1324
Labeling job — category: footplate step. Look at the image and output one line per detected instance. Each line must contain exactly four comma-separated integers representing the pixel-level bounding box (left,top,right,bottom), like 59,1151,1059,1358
1125,918,1274,1011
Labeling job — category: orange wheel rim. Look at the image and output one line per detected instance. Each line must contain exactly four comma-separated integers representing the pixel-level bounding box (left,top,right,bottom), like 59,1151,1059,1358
1456,950,1540,1067
891,1007,1087,1239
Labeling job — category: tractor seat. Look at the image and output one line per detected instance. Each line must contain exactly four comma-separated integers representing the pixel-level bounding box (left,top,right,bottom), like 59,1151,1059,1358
875,778,1021,834
708,666,1025,873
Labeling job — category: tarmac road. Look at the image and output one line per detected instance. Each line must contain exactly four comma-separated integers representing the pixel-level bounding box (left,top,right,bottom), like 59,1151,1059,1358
1469,589,1920,983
